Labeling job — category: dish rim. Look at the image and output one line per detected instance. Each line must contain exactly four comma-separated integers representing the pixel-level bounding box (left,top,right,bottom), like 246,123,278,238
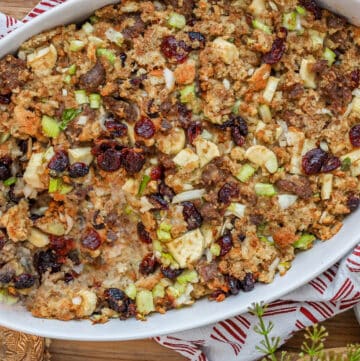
0,0,358,341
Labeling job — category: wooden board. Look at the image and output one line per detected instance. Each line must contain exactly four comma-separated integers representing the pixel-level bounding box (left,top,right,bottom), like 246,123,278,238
0,1,359,360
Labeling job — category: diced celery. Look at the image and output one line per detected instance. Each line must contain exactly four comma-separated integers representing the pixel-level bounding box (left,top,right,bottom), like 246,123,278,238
278,261,292,275
309,30,325,48
0,290,18,305
63,74,72,84
125,284,137,300
293,233,316,250
323,47,336,66
157,229,172,242
105,28,124,47
49,178,61,193
152,283,165,299
232,99,241,115
89,36,105,47
153,240,163,253
259,104,272,122
124,204,133,215
283,12,297,31
60,108,82,130
341,157,351,171
89,15,99,24
201,129,213,140
168,282,186,297
161,252,176,266
59,183,73,195
0,133,10,144
180,84,196,103
252,19,272,34
75,90,89,105
96,48,116,64
41,115,60,138
237,164,256,183
3,177,17,187
68,64,77,75
138,174,151,196
168,13,186,29
259,236,272,244
159,222,172,232
89,93,101,109
69,40,86,52
210,243,221,257
82,22,94,34
296,5,306,15
226,202,246,218
177,270,199,284
255,183,277,197
136,290,155,315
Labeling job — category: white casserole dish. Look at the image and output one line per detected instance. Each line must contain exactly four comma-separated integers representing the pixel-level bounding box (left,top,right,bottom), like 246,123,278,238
0,0,359,341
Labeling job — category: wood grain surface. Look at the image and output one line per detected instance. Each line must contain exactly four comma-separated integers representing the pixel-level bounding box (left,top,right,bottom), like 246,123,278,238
0,1,359,360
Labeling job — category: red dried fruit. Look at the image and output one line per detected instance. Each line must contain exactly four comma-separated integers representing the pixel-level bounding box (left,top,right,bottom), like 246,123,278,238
0,94,11,104
221,115,248,146
187,122,202,145
81,228,102,250
225,275,241,295
104,288,127,313
216,233,233,256
64,272,75,283
14,274,35,289
349,69,360,90
158,182,175,201
302,148,340,174
182,201,203,230
120,148,145,174
350,124,360,147
263,38,286,65
50,235,75,256
302,148,328,175
188,31,206,49
91,139,123,156
299,0,322,20
139,253,158,275
218,182,239,204
348,194,360,212
48,150,69,173
150,166,163,180
147,193,168,210
105,118,128,137
0,156,12,181
240,273,255,292
137,222,152,244
97,148,122,172
160,36,190,63
134,117,155,139
321,156,341,173
160,266,183,280
68,162,90,178
34,250,62,275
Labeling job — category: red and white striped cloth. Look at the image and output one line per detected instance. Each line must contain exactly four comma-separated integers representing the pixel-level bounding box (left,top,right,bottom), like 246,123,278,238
0,2,359,360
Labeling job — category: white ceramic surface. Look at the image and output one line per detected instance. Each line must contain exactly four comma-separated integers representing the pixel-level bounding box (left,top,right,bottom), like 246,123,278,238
0,0,359,341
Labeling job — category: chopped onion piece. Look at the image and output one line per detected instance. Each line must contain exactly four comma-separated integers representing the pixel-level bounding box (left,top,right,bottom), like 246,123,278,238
164,68,175,90
278,194,298,210
105,28,124,47
263,76,279,103
225,202,246,218
77,115,89,125
172,189,205,204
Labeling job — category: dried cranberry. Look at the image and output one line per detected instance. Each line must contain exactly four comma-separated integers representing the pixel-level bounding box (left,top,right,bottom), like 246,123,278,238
81,228,102,250
159,182,175,201
137,222,152,244
14,274,35,289
348,194,360,212
188,31,206,49
226,275,241,295
299,0,322,20
121,148,145,174
321,156,341,173
160,36,190,63
0,271,14,284
231,127,246,146
119,53,127,67
187,122,202,145
216,233,233,256
263,38,286,65
182,201,203,230
240,273,255,292
64,272,74,283
34,250,62,275
130,74,147,87
50,235,74,256
104,288,127,313
0,157,12,181
349,69,360,90
0,237,5,251
350,124,360,147
218,182,239,204
0,94,11,105
105,118,128,137
68,250,81,265
69,162,90,178
160,266,183,280
91,140,123,156
209,289,227,300
177,103,193,128
302,148,328,175
134,117,155,139
150,166,163,180
48,150,69,173
8,185,20,203
97,148,122,172
147,193,168,210
221,115,248,146
139,253,158,275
